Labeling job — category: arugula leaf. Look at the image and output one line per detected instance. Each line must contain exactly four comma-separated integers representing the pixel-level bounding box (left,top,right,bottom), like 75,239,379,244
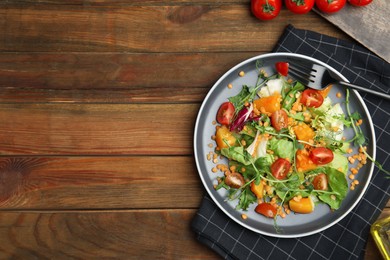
354,133,367,147
282,81,305,110
228,85,256,114
350,111,361,121
236,186,257,211
215,177,230,191
230,157,271,181
221,146,253,165
317,167,348,210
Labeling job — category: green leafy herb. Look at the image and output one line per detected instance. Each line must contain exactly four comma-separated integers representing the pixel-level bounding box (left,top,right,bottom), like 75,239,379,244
228,85,254,114
236,186,257,211
221,146,253,165
318,167,348,209
282,81,305,110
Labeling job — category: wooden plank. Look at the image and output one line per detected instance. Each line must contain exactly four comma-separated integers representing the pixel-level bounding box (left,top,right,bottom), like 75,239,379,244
0,52,259,103
0,6,347,53
0,103,199,155
0,156,205,209
314,0,390,63
0,208,387,259
0,0,247,4
0,209,220,259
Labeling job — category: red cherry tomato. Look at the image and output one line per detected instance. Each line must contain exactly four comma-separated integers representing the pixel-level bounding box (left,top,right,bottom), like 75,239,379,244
309,147,334,165
251,0,282,21
255,203,277,218
271,109,288,131
285,0,315,14
315,0,346,13
348,0,372,6
271,158,291,180
300,89,324,108
216,102,235,126
313,173,328,190
275,62,289,76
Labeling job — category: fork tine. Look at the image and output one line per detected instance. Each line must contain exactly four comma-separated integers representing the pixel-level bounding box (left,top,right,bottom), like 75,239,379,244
290,62,312,72
289,63,316,85
287,69,310,86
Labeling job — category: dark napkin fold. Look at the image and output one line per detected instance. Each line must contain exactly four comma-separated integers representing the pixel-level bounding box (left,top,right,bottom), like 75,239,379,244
192,25,390,260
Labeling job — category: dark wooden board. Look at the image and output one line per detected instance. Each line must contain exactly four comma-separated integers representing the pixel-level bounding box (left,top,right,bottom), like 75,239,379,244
0,6,346,53
0,156,204,209
315,0,390,63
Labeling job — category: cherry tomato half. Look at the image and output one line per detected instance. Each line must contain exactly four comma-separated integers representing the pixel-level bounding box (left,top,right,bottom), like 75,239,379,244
309,147,334,165
271,158,291,180
255,202,277,218
300,89,324,108
285,0,315,14
216,102,235,126
251,0,282,21
312,173,328,190
271,109,288,131
348,0,372,6
315,0,346,13
275,62,289,76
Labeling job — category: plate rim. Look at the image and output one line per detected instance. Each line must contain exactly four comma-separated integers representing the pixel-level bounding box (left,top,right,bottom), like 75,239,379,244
193,52,376,238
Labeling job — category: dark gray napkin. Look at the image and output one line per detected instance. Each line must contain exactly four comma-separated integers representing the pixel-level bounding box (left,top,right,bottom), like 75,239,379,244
192,24,390,260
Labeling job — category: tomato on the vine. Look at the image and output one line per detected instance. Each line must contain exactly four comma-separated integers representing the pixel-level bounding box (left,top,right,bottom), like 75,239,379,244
216,102,235,126
285,0,315,14
271,158,291,180
348,0,372,6
255,203,277,218
300,89,324,108
309,147,334,165
315,0,346,13
275,62,289,76
251,0,282,20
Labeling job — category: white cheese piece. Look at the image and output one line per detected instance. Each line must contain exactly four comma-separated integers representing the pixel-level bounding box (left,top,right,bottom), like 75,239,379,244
258,78,284,98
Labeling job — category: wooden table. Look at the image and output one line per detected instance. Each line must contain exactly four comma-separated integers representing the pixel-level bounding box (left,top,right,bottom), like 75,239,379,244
0,1,388,259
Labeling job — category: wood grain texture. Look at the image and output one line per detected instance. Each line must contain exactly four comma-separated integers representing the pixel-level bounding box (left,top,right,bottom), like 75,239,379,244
0,156,205,209
0,103,199,155
0,208,388,259
0,210,220,259
0,1,386,259
0,52,259,103
0,6,347,53
314,0,390,63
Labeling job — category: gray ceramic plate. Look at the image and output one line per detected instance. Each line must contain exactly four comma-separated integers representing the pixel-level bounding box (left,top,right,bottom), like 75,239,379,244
194,53,375,238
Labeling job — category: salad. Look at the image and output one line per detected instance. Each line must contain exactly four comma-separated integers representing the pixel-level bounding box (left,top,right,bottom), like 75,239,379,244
209,61,369,222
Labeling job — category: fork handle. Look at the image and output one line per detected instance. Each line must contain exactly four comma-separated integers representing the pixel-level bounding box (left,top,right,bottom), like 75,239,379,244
339,81,390,101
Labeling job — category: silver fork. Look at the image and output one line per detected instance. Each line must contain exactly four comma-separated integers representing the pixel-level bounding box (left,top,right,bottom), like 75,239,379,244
288,63,390,100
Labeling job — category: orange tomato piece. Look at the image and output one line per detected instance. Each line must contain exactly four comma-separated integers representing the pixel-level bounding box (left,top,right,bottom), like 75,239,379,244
319,84,333,98
253,94,282,114
293,122,315,142
296,148,317,172
215,125,236,149
289,197,314,214
250,181,264,199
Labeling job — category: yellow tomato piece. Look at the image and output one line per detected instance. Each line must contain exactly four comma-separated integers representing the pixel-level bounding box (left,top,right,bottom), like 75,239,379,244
289,197,314,214
296,148,317,172
215,125,236,149
253,94,282,114
250,181,264,199
293,122,315,142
